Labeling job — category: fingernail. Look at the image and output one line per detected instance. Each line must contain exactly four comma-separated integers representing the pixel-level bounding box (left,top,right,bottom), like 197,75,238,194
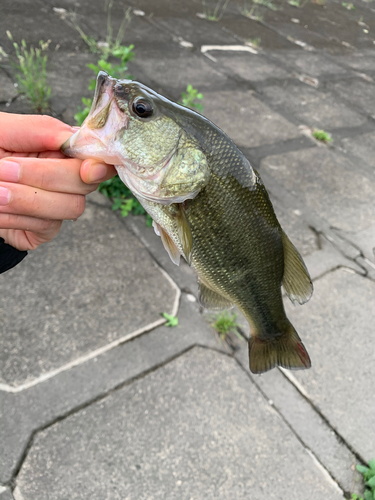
0,161,20,182
0,186,10,205
89,163,108,183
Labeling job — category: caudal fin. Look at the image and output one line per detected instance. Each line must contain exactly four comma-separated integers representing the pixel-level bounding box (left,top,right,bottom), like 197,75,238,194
248,323,311,374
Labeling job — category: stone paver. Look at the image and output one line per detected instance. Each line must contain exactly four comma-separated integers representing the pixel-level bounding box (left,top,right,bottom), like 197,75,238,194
342,131,375,169
2,0,375,497
203,90,301,148
0,194,177,388
330,79,375,118
268,50,347,77
260,82,366,129
16,348,344,500
260,148,375,233
285,268,375,462
214,52,290,82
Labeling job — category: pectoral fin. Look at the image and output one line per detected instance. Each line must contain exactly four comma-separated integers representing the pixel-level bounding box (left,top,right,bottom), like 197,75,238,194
153,221,181,266
198,279,233,310
175,204,193,265
282,231,313,305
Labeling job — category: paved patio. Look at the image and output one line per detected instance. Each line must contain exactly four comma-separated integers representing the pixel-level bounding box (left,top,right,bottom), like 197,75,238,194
1,0,374,498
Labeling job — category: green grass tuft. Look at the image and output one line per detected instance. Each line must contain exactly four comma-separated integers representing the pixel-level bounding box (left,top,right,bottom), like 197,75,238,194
312,128,333,143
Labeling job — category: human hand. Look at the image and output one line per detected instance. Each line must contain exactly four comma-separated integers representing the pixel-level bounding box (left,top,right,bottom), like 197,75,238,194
0,113,116,251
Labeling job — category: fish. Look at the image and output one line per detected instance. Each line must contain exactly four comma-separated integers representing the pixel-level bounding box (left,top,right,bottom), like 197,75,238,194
62,71,313,374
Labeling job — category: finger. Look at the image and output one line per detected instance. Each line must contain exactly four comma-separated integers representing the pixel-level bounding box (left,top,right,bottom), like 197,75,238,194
0,219,62,251
0,213,61,234
0,113,78,153
80,159,117,185
0,182,85,220
0,156,96,195
0,149,65,160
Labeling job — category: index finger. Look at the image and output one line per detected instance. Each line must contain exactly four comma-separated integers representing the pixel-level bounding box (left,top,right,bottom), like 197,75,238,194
0,113,77,153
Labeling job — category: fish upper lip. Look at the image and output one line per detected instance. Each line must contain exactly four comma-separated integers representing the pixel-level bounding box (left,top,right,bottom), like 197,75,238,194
91,71,116,111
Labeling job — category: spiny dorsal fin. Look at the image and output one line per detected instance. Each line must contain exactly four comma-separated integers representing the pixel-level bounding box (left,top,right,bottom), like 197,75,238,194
281,231,313,305
198,279,233,310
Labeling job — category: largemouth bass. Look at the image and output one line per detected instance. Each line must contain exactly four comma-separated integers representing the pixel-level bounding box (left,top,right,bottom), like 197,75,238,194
63,71,313,374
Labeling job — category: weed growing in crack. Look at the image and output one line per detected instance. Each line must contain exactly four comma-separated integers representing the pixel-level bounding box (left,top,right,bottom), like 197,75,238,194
351,459,375,500
247,37,261,47
161,313,179,327
287,0,309,7
210,311,242,341
239,2,264,21
201,0,231,21
6,31,51,113
312,128,333,143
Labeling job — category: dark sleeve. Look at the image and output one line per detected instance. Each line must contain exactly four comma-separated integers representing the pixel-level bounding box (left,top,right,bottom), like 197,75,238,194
0,237,28,274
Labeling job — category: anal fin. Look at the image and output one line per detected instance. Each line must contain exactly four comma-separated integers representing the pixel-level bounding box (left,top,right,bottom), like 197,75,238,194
282,231,313,305
198,279,233,310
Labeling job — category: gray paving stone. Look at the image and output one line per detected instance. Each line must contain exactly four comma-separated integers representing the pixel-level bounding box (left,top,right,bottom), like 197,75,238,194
203,90,301,148
331,79,375,118
15,348,344,500
155,16,238,46
261,83,365,129
0,294,219,484
215,53,290,82
260,148,375,233
332,224,375,263
220,15,297,50
0,197,177,388
334,49,375,72
284,268,375,462
342,131,375,169
0,488,14,500
270,50,347,77
130,51,229,96
234,348,362,495
269,196,318,256
0,70,17,102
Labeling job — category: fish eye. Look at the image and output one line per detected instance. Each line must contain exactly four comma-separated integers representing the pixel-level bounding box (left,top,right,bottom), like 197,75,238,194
132,98,153,118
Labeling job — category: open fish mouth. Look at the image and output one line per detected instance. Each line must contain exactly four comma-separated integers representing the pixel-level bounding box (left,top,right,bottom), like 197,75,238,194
61,72,128,164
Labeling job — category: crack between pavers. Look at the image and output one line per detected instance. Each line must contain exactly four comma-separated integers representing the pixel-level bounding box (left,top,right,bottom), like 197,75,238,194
232,355,351,497
278,368,369,473
6,343,224,488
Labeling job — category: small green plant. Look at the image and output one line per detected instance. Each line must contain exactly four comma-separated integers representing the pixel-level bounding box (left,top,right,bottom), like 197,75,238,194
210,311,242,341
179,84,204,112
253,0,279,10
312,128,333,143
342,2,355,8
162,313,179,327
98,176,152,225
239,2,264,21
351,459,375,500
247,37,261,47
202,0,231,21
6,31,51,113
288,0,308,6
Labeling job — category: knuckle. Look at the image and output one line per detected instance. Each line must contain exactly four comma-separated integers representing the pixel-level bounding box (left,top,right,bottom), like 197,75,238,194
73,195,86,218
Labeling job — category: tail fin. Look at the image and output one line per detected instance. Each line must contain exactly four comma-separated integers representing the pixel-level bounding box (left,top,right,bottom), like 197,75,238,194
248,323,311,374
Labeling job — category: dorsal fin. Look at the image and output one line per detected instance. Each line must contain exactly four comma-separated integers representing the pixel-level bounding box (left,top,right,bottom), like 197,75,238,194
198,279,233,310
281,231,313,305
